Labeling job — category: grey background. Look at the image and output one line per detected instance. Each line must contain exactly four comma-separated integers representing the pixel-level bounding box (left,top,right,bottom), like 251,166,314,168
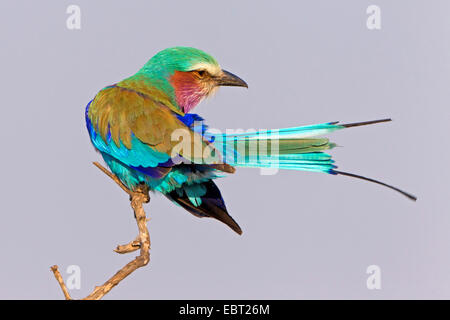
0,0,448,299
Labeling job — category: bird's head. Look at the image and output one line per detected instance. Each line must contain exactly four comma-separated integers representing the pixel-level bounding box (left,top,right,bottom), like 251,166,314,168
137,47,247,113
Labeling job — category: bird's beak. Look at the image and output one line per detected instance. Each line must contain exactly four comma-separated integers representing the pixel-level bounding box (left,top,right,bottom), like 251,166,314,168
215,69,248,88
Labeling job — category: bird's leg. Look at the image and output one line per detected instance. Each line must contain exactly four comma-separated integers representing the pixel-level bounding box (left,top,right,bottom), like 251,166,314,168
136,182,151,203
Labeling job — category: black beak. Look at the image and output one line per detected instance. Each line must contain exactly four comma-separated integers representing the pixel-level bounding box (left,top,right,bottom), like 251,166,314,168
215,69,248,88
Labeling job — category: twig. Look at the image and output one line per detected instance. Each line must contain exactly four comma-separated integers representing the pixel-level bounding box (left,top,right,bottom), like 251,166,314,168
114,236,141,254
92,161,132,195
50,265,72,300
50,162,151,300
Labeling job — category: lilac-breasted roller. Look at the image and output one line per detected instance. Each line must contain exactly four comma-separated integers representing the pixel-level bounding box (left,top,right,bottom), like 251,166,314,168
85,47,416,235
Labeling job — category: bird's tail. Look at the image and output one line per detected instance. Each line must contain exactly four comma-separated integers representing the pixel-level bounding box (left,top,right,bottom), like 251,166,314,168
208,118,416,201
166,180,243,234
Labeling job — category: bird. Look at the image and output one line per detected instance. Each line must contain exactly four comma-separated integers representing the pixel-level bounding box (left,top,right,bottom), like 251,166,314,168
85,46,416,235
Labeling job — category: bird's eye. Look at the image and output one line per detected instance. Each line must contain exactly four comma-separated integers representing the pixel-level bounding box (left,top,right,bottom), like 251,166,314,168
194,70,207,78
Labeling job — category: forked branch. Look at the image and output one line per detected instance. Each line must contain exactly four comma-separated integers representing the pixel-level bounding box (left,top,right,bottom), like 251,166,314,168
50,162,151,300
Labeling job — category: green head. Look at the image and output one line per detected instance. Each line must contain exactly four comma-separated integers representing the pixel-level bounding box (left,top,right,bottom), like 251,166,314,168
137,47,247,113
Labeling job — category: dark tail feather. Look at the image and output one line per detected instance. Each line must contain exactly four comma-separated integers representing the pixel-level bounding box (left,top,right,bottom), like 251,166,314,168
331,170,417,201
330,118,392,128
167,180,243,235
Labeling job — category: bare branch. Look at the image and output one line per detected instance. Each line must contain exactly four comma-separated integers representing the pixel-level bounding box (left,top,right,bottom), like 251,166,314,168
50,162,152,300
92,161,132,195
114,236,141,254
50,265,72,300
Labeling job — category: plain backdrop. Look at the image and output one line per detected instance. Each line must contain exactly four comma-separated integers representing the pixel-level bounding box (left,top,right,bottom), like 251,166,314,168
0,0,449,299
